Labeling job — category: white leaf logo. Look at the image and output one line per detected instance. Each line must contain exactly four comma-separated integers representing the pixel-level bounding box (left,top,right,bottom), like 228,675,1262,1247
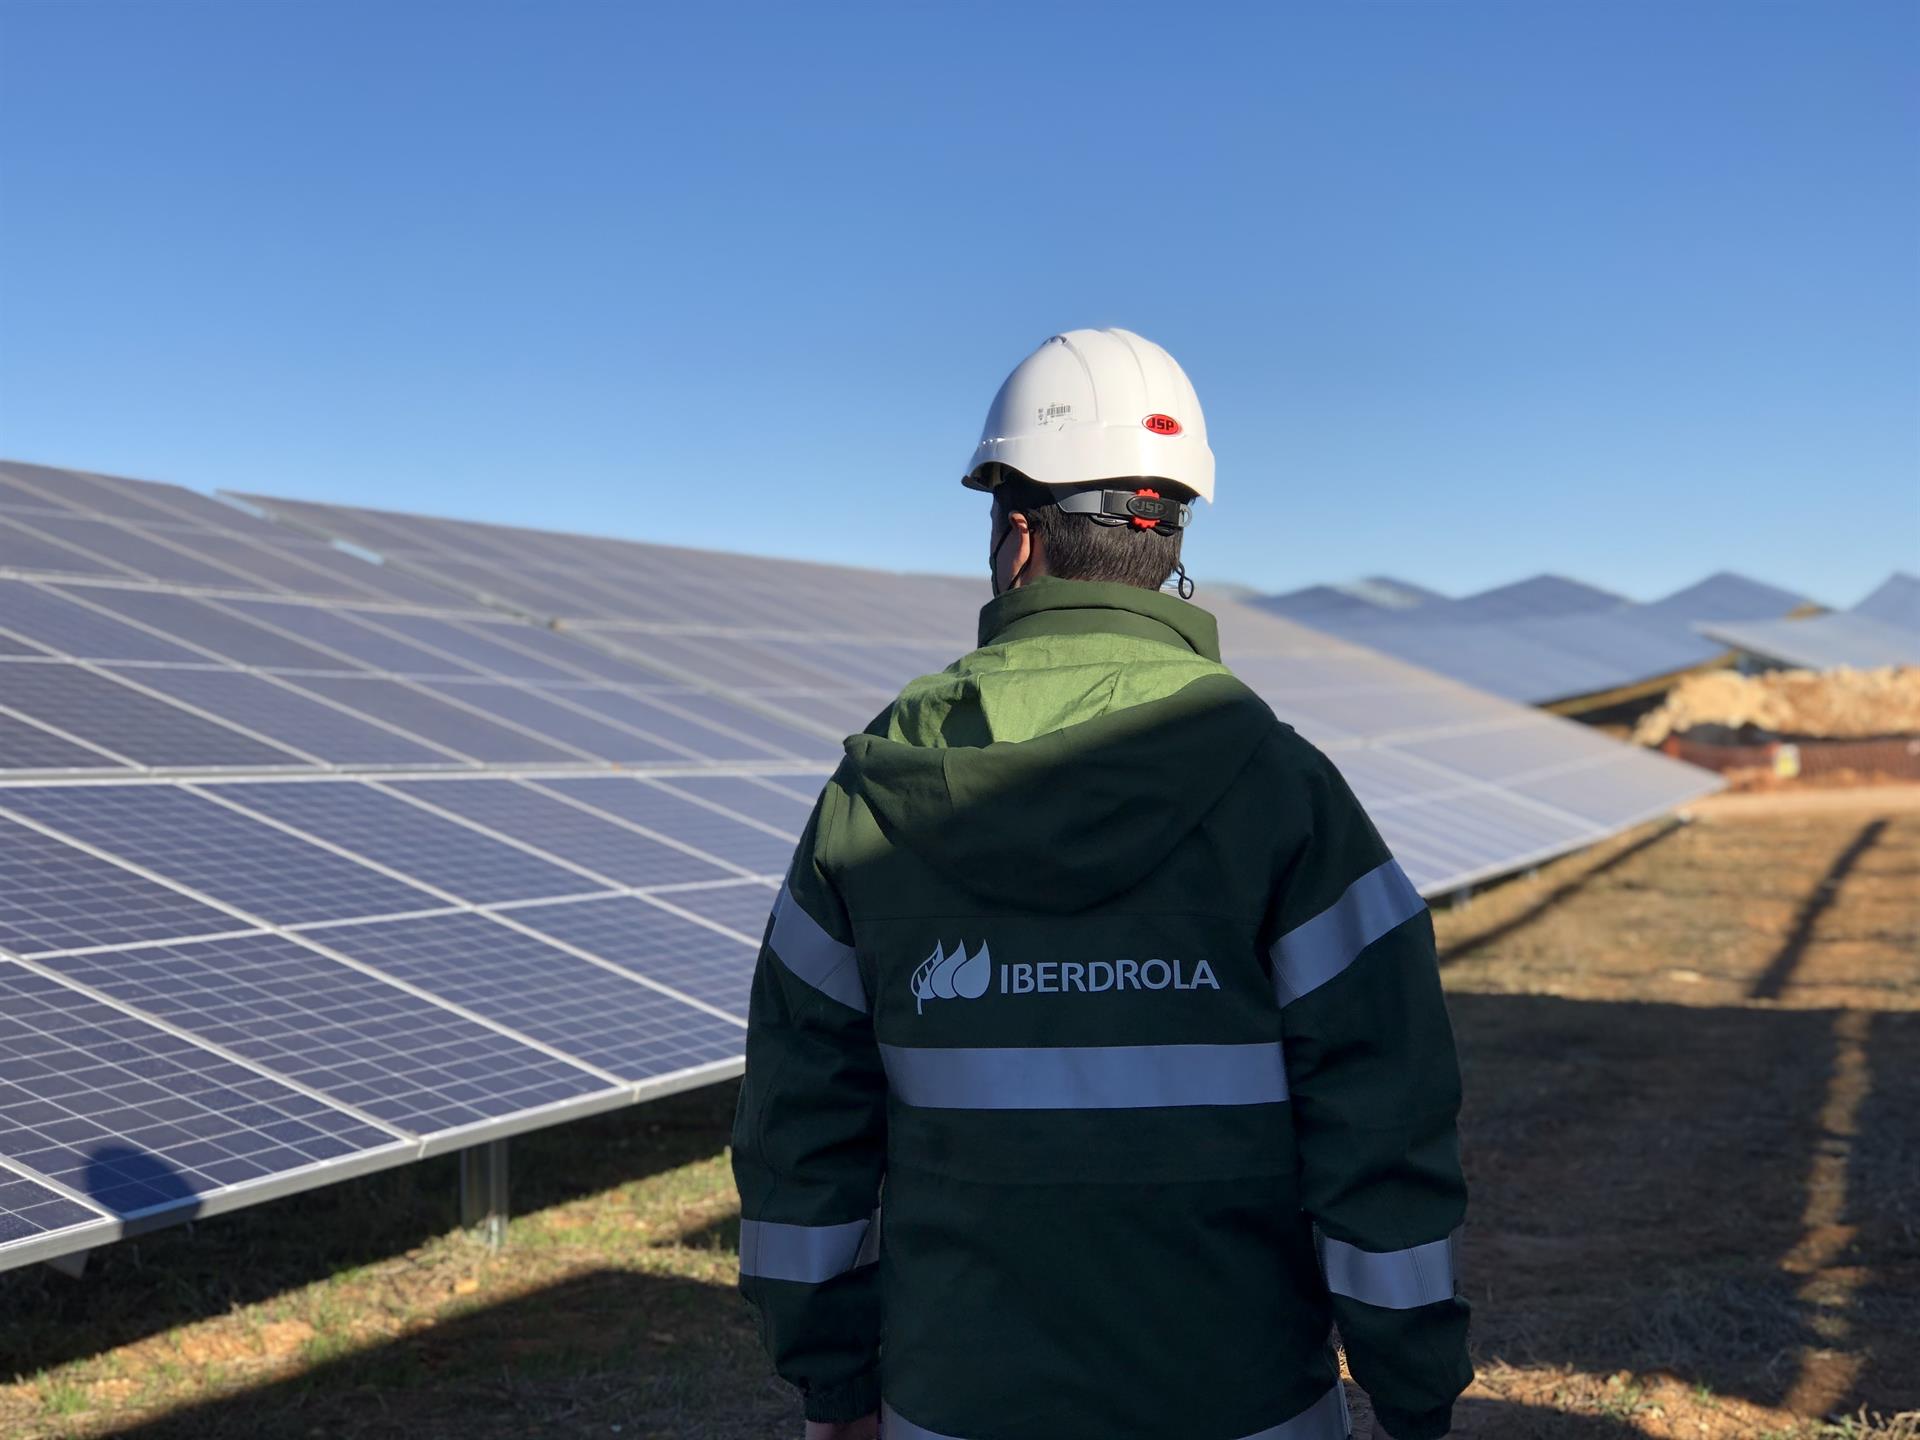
951,942,991,999
911,941,991,1012
911,943,945,1015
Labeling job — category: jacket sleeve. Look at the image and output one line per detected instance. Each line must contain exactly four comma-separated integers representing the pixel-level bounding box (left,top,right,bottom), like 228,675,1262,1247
731,777,887,1424
1267,744,1472,1440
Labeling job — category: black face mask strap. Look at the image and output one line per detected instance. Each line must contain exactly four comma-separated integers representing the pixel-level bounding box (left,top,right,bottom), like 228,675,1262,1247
1170,561,1195,600
989,503,1036,598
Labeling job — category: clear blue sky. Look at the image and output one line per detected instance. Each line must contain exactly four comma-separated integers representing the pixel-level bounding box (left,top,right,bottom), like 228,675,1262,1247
1,1,1914,607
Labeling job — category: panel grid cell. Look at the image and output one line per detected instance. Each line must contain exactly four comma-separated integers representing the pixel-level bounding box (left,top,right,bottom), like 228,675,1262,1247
0,785,440,925
0,815,240,956
0,1169,102,1247
423,682,688,763
359,614,581,681
2,581,207,661
0,713,123,773
114,668,454,767
41,935,613,1135
279,675,582,764
12,517,260,590
652,881,780,942
0,519,123,577
512,896,759,1017
221,601,487,677
563,689,795,762
0,663,302,768
653,775,815,832
314,912,745,1081
0,964,395,1216
74,590,356,670
540,777,798,874
213,781,611,904
390,780,733,886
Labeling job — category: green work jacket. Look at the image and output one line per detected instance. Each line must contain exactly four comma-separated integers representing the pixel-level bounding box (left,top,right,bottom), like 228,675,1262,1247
733,577,1471,1440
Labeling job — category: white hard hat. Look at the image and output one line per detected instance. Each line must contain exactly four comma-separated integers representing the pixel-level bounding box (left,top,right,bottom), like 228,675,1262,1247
963,328,1215,503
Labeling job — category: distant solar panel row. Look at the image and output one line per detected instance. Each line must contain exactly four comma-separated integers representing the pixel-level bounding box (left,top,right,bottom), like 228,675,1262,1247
1248,570,1821,706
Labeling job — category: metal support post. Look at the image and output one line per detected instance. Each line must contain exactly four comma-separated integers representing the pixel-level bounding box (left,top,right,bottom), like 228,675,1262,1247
459,1139,509,1251
44,1249,89,1280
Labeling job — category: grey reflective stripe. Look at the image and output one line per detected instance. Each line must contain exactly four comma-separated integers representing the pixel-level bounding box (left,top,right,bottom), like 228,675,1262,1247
878,1041,1288,1110
768,882,867,1012
737,1215,872,1283
1270,858,1425,1006
1323,1231,1457,1310
883,1384,1347,1440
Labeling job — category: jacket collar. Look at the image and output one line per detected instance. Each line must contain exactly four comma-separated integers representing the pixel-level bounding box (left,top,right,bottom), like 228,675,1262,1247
976,576,1221,661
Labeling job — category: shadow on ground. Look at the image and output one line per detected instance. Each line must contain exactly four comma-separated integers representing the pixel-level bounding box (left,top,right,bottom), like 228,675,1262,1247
0,1082,742,1381
1452,991,1918,1418
94,1262,1671,1440
98,1266,793,1440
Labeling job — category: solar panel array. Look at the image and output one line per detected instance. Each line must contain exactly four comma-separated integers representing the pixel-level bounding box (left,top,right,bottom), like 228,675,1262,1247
1252,569,1817,706
233,488,1721,896
1700,572,1920,671
0,460,1720,1270
0,461,827,1269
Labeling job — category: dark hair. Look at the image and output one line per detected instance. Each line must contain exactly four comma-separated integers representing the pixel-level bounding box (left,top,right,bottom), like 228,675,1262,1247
996,477,1185,591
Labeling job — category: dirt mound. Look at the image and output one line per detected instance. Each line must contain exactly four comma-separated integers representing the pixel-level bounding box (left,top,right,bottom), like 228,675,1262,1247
1634,666,1920,744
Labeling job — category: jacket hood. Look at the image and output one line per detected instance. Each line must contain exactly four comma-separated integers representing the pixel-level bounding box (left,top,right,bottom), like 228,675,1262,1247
841,580,1274,913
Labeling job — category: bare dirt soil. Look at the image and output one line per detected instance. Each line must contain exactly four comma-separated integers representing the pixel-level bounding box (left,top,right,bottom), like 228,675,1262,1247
0,790,1914,1439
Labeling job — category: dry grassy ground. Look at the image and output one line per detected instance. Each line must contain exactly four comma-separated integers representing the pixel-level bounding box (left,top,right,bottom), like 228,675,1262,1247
0,789,1914,1440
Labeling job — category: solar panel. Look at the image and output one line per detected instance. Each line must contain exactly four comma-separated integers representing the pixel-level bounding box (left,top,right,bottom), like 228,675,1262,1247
646,879,781,942
114,669,460,767
0,581,207,662
275,674,586,764
539,777,799,875
39,934,615,1137
0,963,400,1216
209,781,612,904
308,912,746,1080
0,662,304,769
417,682,693,764
0,1169,103,1249
11,516,263,590
0,815,240,956
72,589,356,670
1699,613,1920,670
0,785,441,925
2,463,217,526
654,774,814,832
0,517,124,577
509,896,759,1017
559,688,802,761
140,530,386,601
220,601,488,677
634,690,840,761
362,614,584,682
1852,572,1920,628
389,779,740,887
0,715,123,773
